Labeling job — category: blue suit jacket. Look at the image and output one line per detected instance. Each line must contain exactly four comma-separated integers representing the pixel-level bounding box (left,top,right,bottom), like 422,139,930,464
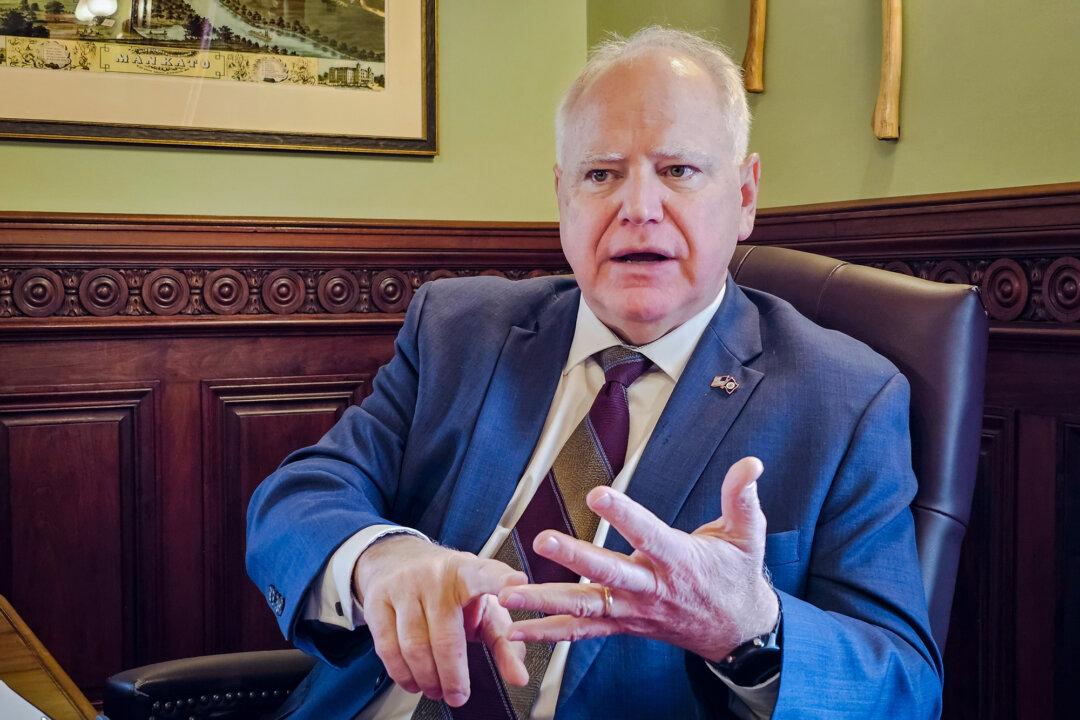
246,274,943,719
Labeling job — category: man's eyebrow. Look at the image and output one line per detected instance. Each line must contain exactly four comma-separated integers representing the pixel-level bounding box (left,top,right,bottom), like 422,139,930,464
571,148,717,173
577,152,626,168
652,147,715,169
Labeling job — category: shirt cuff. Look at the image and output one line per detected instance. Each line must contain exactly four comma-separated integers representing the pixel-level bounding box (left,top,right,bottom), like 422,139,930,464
710,664,779,720
301,524,429,630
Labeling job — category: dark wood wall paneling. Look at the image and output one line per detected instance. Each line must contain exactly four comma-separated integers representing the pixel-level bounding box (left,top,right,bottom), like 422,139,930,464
202,375,371,654
1,183,1078,717
0,217,569,699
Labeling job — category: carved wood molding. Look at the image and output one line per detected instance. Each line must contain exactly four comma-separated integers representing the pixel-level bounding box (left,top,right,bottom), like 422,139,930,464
753,183,1080,254
751,183,1080,327
0,216,568,333
1,183,1078,331
0,265,569,322
0,382,162,687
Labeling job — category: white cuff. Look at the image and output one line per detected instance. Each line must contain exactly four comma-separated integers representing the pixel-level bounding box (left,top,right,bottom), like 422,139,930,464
302,525,429,630
710,663,779,720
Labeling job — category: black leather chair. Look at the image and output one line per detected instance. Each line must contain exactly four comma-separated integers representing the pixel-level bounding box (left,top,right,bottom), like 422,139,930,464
730,245,988,645
104,245,989,720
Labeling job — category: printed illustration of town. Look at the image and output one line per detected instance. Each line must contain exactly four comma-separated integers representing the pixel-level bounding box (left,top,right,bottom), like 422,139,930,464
0,0,385,89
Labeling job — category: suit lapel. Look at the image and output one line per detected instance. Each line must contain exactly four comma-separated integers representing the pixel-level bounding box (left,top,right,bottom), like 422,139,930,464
558,278,766,708
437,285,580,553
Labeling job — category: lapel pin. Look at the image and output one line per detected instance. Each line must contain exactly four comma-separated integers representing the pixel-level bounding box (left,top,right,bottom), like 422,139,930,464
711,375,739,395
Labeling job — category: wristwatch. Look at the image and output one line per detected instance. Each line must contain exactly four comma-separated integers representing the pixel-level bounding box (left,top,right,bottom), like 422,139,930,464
709,601,783,687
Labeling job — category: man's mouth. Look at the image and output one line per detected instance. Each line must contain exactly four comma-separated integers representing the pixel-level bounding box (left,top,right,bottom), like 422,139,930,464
612,252,671,263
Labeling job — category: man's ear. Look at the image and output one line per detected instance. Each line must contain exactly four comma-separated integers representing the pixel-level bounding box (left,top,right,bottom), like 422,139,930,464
737,154,761,242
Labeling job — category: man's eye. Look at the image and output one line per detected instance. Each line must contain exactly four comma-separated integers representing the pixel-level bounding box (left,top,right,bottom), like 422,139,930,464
666,165,696,179
587,169,611,183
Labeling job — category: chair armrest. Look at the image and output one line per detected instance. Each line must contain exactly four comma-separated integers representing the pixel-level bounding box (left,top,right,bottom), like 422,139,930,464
103,649,315,720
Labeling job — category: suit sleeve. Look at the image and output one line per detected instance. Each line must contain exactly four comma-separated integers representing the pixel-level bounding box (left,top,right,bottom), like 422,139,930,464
245,282,430,664
772,373,944,719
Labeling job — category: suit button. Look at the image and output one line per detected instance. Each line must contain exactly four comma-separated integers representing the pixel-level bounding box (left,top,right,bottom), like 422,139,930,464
267,585,285,616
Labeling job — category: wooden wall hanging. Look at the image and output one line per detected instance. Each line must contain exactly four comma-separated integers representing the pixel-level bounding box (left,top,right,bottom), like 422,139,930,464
873,0,903,139
742,0,767,93
742,0,904,140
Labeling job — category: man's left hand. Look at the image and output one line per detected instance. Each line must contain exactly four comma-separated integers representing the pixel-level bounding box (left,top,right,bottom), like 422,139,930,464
498,456,779,663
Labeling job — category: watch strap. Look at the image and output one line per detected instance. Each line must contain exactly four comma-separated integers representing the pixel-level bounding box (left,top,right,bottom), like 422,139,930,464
708,596,783,687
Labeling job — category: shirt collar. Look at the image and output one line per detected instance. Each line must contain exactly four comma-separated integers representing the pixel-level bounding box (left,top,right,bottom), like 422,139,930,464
564,282,727,382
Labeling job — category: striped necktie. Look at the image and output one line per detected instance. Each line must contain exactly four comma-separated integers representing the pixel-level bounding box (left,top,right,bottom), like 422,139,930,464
414,346,652,720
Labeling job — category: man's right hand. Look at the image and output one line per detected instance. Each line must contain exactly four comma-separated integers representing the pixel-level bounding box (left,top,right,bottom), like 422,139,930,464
353,534,530,707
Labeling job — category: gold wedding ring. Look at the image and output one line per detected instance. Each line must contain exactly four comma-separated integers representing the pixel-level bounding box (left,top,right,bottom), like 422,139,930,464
599,584,614,618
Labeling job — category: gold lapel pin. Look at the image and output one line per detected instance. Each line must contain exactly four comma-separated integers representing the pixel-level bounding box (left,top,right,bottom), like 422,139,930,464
711,375,739,395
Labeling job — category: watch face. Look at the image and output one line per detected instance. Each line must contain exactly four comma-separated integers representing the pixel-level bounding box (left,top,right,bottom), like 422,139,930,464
714,624,782,686
715,602,782,686
732,647,781,687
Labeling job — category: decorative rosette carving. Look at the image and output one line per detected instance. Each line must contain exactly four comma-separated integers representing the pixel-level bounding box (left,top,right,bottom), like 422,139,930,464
317,269,361,314
0,269,14,318
118,269,149,315
143,268,191,316
78,268,129,317
1042,256,1080,323
300,270,321,314
13,267,64,317
58,270,83,316
371,269,413,313
181,270,205,315
979,258,1029,322
204,269,250,315
242,270,262,314
929,260,970,285
261,269,305,315
479,269,509,279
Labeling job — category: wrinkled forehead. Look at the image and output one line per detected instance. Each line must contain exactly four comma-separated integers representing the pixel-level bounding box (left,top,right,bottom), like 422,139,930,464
561,51,733,165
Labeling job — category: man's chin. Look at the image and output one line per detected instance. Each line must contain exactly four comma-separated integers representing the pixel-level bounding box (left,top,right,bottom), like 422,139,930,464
602,305,690,344
614,291,683,320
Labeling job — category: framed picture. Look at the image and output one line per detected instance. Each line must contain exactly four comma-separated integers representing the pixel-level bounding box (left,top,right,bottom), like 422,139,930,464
0,0,436,154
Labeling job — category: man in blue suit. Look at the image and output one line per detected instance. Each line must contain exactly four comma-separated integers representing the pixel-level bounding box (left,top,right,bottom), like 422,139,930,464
247,27,942,719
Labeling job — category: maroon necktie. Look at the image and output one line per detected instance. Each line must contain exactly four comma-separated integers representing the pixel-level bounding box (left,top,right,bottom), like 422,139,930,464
413,347,652,720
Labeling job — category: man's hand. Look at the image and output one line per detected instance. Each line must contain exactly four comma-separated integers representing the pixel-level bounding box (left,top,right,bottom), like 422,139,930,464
498,457,779,662
354,535,530,706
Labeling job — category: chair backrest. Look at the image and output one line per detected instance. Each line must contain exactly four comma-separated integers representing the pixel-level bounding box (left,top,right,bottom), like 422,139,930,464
730,244,988,650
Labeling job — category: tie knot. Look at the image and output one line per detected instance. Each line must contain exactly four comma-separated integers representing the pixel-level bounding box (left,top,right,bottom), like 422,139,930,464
598,346,651,387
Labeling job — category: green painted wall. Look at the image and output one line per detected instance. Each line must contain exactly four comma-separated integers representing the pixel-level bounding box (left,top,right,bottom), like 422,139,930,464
588,1,1080,208
0,1,586,220
5,2,1075,219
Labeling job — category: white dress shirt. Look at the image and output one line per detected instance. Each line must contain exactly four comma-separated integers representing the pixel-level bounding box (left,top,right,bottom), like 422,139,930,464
303,284,777,719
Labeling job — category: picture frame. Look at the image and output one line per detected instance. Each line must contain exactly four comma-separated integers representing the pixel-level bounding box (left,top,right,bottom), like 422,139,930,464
0,0,436,154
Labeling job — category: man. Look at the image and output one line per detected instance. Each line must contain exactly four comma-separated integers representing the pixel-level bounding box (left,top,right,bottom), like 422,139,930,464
247,27,942,719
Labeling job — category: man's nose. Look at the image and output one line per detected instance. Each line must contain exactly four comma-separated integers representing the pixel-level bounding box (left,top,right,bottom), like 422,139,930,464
617,172,665,225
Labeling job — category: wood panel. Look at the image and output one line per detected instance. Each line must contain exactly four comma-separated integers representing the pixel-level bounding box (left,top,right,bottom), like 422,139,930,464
0,333,399,684
201,376,369,654
943,411,1015,720
0,219,570,703
1014,414,1057,719
0,384,158,697
1056,418,1080,716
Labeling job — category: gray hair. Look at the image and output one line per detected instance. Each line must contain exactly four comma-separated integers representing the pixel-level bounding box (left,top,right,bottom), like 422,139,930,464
555,26,750,163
